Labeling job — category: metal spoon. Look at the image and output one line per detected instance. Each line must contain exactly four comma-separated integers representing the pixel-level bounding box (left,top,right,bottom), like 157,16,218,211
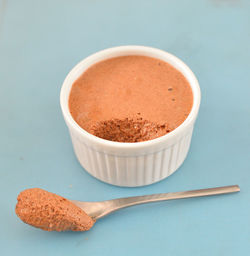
71,185,240,220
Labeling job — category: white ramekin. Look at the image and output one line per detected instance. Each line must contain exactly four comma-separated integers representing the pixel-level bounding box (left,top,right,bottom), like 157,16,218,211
60,46,201,187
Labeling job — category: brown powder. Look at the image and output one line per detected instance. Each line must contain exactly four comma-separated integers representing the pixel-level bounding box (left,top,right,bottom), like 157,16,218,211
69,55,193,142
90,117,170,142
15,188,95,232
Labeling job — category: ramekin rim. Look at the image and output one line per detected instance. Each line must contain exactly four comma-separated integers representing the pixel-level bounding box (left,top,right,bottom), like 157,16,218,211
60,45,201,150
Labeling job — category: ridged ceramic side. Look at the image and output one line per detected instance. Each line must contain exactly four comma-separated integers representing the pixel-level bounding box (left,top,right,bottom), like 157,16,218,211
60,46,201,187
70,127,193,186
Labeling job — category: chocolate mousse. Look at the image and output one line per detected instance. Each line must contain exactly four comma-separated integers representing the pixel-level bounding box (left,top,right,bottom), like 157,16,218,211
69,55,193,142
15,188,94,232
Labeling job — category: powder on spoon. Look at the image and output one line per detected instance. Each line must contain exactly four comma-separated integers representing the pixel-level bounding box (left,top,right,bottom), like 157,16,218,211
15,188,95,231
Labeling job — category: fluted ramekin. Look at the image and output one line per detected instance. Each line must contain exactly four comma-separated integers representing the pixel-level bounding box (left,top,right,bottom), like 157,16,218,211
60,46,201,187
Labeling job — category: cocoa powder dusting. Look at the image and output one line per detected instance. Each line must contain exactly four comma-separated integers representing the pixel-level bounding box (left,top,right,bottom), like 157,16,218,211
90,118,170,142
69,55,193,142
15,188,95,232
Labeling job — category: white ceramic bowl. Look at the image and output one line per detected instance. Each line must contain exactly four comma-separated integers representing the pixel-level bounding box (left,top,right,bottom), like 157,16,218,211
60,46,201,187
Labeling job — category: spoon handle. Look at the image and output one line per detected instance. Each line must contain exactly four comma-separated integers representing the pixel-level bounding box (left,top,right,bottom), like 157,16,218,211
99,185,240,219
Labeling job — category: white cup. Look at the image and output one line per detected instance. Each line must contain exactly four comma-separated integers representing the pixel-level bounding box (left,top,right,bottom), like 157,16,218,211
60,46,201,187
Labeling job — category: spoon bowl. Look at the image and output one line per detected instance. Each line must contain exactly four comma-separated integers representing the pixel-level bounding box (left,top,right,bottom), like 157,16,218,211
16,185,240,232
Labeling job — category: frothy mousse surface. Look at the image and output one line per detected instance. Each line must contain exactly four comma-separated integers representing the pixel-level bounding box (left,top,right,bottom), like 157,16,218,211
69,56,193,142
15,188,94,232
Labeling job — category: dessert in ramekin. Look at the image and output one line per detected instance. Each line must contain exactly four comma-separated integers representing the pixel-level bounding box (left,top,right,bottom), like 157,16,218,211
60,46,201,187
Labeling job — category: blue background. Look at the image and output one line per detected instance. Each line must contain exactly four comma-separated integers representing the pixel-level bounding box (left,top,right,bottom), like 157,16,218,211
0,0,249,255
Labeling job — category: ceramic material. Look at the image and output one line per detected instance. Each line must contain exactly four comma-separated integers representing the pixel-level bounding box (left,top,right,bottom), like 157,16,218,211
60,46,201,187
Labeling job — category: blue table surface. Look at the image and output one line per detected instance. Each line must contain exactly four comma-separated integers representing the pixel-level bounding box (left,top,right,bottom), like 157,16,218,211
1,0,249,255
